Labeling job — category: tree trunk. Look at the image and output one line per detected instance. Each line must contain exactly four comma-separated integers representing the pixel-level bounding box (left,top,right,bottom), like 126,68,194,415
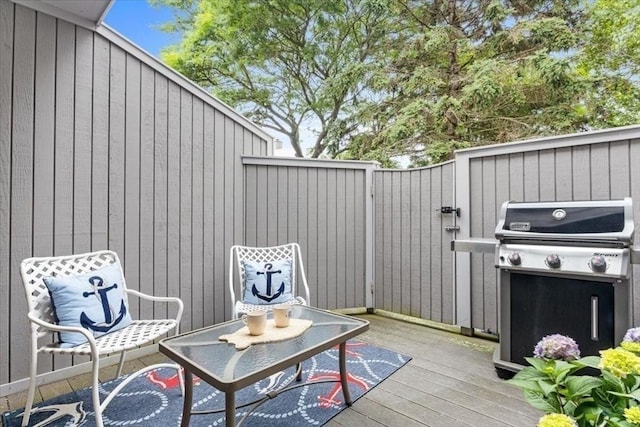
446,0,460,139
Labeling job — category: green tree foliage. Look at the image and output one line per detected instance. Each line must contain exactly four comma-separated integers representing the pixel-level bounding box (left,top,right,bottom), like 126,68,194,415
576,0,640,127
347,0,593,166
155,0,639,166
155,0,390,158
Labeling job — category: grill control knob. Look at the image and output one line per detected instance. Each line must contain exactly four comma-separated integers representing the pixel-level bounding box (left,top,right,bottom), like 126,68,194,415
545,254,562,269
507,252,522,266
589,255,607,273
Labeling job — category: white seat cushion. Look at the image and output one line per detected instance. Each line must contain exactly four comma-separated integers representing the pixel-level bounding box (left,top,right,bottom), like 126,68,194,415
40,319,178,355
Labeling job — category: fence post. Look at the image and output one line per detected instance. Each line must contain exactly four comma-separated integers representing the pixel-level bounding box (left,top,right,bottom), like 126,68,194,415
365,163,378,311
454,153,472,334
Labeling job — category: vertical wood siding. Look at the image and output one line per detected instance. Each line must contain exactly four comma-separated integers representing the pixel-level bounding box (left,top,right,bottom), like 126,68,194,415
242,159,370,310
463,136,640,335
0,3,268,385
0,0,14,388
374,163,456,323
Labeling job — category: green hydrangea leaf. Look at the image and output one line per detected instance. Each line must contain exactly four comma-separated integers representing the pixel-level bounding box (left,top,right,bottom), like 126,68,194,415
573,356,601,369
565,376,604,399
510,366,549,381
523,389,561,413
525,357,552,372
555,362,578,382
507,378,544,392
574,402,605,426
537,379,558,397
601,370,626,390
628,388,640,402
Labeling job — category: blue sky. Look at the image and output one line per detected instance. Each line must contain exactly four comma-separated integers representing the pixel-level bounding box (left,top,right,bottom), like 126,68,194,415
104,0,180,57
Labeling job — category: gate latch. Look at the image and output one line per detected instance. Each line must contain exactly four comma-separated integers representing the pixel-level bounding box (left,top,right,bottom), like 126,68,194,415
439,206,460,217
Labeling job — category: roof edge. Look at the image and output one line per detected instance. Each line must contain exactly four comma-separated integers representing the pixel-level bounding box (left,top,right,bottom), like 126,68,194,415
11,0,103,30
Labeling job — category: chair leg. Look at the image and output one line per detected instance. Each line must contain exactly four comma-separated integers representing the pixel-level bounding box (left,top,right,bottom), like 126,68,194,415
115,351,127,378
178,366,185,397
296,362,303,382
91,357,104,427
20,349,38,427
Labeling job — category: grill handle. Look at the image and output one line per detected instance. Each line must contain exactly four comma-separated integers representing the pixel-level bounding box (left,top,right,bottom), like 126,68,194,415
591,296,598,341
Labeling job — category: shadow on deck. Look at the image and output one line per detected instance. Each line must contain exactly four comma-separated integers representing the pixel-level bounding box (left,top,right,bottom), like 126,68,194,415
1,314,541,427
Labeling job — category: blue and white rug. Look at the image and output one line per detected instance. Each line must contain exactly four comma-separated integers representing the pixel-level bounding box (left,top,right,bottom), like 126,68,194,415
3,340,410,426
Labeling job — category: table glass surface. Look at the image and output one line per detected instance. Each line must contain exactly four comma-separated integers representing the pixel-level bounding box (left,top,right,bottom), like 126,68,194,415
160,306,367,386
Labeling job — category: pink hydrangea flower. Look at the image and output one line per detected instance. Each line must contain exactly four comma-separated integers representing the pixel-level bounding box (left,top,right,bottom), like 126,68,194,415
534,334,580,360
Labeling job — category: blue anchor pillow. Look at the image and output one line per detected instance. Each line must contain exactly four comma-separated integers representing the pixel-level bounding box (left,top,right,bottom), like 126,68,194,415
43,263,133,348
242,259,294,305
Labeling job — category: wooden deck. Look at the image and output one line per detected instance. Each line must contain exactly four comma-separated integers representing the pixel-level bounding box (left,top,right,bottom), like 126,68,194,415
1,314,541,426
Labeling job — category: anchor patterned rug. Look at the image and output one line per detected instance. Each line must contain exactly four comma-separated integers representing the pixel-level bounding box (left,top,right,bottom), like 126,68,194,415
2,340,410,426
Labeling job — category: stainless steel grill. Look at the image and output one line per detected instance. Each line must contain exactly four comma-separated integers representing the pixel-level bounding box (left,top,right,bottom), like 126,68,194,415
454,198,640,378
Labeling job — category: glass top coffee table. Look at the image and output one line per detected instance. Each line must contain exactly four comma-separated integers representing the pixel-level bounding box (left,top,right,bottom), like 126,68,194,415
159,305,369,427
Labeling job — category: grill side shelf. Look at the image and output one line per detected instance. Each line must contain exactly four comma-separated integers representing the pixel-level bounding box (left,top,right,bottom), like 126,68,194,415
451,238,498,254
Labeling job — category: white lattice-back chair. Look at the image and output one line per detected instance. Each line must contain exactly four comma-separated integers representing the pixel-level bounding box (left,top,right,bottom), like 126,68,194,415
229,243,311,319
20,250,184,427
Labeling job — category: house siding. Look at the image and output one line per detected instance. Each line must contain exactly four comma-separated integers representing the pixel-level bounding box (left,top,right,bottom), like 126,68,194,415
0,2,269,386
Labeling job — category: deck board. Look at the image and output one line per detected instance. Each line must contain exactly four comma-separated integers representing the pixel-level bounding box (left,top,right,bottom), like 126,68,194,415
0,314,541,426
334,314,540,426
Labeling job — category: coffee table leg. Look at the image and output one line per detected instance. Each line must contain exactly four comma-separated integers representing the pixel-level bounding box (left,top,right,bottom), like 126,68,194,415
339,342,353,406
225,391,236,427
181,370,193,427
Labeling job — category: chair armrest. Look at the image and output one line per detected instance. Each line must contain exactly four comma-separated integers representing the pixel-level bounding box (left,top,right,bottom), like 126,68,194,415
28,312,79,333
125,289,184,325
27,312,99,350
294,243,311,305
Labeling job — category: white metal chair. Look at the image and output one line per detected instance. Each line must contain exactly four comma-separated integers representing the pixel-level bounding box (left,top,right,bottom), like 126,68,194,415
20,250,184,427
229,243,311,319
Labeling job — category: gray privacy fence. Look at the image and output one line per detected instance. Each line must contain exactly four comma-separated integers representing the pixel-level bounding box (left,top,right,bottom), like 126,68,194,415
454,126,640,335
241,157,377,311
373,162,456,324
241,156,456,324
243,126,640,338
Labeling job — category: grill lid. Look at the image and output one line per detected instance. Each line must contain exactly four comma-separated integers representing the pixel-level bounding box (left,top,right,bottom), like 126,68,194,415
495,198,635,245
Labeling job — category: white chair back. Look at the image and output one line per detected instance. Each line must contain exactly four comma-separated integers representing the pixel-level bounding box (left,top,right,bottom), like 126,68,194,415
229,243,310,319
18,250,182,427
21,251,122,337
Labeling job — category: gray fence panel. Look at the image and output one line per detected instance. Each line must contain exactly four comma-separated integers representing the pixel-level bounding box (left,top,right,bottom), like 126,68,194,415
458,129,640,336
373,163,455,323
241,158,373,311
430,168,443,320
